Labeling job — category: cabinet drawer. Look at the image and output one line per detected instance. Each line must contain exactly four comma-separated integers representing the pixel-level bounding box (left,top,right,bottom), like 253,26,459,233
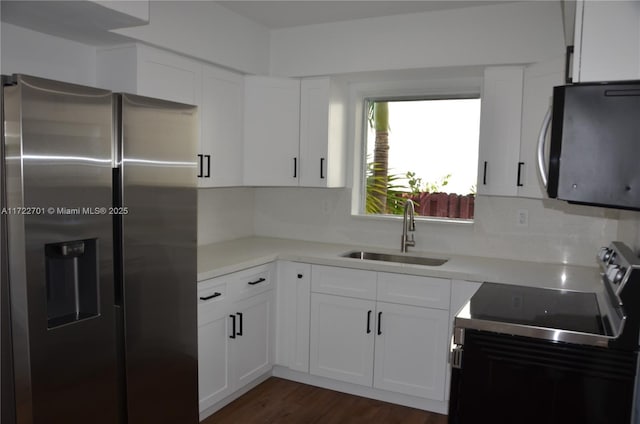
311,265,376,300
377,273,450,309
227,264,273,300
198,281,228,326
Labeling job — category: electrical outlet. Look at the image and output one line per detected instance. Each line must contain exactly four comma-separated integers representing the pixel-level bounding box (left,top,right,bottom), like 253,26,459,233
516,209,529,227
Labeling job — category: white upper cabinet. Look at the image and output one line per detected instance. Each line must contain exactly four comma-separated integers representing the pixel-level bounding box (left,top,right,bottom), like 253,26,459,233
96,44,245,187
477,66,524,197
477,61,564,200
299,77,347,188
243,76,301,186
200,65,244,187
97,44,201,105
518,57,564,199
243,76,347,187
476,59,564,200
572,0,640,82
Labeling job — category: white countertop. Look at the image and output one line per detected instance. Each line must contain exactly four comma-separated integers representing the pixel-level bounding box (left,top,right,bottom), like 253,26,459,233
198,237,604,293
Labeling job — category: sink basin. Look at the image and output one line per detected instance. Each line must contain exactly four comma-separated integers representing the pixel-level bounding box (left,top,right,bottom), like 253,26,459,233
340,251,448,266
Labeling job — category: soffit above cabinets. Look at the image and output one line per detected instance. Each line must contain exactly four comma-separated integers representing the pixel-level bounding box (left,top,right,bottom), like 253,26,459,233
0,0,148,46
1,0,517,47
216,1,509,29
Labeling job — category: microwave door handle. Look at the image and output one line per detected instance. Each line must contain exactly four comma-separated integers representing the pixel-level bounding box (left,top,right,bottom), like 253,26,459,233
537,105,552,188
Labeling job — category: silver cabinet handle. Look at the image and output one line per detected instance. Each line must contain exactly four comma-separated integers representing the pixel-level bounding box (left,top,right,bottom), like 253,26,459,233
537,105,552,189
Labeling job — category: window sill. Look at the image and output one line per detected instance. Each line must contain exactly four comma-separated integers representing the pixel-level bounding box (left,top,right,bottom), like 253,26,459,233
351,213,473,226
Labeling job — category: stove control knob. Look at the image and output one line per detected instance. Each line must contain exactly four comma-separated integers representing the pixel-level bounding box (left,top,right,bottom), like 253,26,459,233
615,267,627,284
606,265,620,283
598,247,613,262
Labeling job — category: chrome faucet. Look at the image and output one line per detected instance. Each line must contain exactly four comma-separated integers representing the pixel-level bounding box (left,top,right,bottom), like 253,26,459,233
401,199,416,252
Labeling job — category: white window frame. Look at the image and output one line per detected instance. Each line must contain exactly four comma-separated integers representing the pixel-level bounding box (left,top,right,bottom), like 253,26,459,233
348,75,482,223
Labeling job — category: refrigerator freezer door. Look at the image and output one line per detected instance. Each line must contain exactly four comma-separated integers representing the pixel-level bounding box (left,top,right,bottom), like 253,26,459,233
118,93,198,423
4,75,118,423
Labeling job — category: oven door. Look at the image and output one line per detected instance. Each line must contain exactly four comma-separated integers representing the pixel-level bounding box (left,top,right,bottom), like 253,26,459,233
449,330,637,424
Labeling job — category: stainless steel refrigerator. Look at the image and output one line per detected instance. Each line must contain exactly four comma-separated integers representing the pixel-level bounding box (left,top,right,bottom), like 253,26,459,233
0,74,199,423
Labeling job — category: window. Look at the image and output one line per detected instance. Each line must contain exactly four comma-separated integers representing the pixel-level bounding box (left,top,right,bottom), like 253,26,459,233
363,97,481,220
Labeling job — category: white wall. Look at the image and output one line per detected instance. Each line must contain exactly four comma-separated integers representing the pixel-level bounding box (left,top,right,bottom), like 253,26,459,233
112,1,270,75
1,22,97,85
270,1,565,77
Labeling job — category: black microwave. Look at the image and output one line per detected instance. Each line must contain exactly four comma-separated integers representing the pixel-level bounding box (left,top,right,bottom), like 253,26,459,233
544,81,640,210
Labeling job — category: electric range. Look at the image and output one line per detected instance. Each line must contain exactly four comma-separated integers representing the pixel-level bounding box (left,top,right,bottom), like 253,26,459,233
449,241,640,424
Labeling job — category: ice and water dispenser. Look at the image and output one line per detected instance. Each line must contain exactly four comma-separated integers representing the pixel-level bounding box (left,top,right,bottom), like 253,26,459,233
45,239,99,328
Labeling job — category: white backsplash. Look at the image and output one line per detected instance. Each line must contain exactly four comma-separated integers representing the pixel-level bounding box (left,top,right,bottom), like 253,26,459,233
198,187,256,245
616,210,640,251
251,187,625,267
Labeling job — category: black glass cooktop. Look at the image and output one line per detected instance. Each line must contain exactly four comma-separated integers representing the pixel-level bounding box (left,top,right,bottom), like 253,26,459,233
466,283,605,335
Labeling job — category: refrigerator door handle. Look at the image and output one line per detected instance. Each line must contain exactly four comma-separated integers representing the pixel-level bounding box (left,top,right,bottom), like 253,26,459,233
112,168,124,306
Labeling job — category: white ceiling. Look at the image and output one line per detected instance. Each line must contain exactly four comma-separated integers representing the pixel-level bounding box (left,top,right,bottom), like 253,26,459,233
216,1,508,29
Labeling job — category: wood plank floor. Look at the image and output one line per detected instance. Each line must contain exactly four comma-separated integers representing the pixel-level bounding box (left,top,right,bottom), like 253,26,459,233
202,377,448,424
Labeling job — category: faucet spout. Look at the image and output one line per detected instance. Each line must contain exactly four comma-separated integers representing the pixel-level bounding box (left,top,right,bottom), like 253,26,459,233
401,199,416,253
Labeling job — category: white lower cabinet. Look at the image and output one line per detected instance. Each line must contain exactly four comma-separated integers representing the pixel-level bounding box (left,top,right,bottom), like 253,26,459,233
197,282,232,411
373,302,448,400
309,293,375,386
276,261,311,373
232,291,273,388
307,265,451,402
197,264,274,417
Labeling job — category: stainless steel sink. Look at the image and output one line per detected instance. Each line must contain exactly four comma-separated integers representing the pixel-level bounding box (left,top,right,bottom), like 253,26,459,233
340,251,448,266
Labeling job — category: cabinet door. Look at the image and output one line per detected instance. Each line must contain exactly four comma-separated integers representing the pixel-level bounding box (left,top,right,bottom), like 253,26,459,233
244,76,300,186
299,78,347,188
231,290,273,388
198,313,232,411
518,58,564,199
477,67,524,197
137,46,202,106
299,78,330,187
199,65,244,187
275,262,311,372
373,302,449,400
309,293,375,386
197,282,232,412
574,0,640,82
